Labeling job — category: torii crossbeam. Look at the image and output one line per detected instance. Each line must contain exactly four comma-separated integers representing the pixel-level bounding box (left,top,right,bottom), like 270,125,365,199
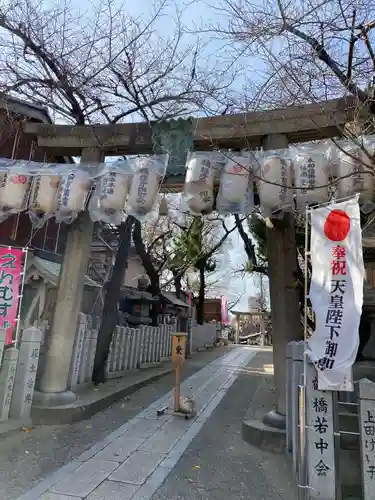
24,96,359,188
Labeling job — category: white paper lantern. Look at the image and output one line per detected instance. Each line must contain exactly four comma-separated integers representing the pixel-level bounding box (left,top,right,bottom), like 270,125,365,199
1,173,31,211
184,153,216,214
99,172,131,214
293,150,330,207
159,196,169,216
127,165,160,216
29,175,60,213
185,155,215,190
0,172,8,205
338,146,374,200
257,155,293,213
186,188,214,215
218,156,251,211
58,171,92,213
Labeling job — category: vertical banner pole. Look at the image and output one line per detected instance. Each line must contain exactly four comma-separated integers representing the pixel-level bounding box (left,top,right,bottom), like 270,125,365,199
298,205,310,498
174,361,181,412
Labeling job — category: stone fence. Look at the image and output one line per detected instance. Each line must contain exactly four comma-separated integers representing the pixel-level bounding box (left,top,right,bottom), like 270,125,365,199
0,326,42,431
0,316,176,431
285,340,375,500
106,324,173,379
0,316,217,433
67,314,175,389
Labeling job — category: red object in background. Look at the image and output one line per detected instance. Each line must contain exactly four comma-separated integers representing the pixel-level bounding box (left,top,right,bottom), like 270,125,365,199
324,209,351,242
10,175,28,184
221,296,229,325
0,247,24,344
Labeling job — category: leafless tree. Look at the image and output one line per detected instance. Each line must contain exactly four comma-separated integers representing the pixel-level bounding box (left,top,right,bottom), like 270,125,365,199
0,0,236,125
0,0,238,384
198,0,375,115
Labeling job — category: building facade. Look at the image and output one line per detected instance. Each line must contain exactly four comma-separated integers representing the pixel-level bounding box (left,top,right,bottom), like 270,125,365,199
197,298,221,323
0,96,72,253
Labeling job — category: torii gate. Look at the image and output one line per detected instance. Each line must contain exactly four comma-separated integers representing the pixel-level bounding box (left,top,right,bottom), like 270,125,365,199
27,97,357,431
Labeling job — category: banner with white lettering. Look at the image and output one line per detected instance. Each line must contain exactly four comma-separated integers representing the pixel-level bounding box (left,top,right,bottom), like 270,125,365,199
307,197,364,390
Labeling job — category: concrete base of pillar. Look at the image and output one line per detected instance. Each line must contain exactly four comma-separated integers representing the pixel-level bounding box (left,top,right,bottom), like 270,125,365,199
242,418,285,453
33,389,77,407
263,409,286,430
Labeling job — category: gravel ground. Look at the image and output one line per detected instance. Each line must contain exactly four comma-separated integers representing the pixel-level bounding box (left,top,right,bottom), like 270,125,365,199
0,348,227,500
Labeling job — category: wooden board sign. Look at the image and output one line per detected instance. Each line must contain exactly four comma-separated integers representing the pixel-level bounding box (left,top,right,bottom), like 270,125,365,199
172,333,187,364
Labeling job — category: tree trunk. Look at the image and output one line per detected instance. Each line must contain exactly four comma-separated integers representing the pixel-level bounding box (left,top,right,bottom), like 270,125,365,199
197,266,205,325
234,213,257,266
132,220,161,326
92,216,134,385
173,270,182,299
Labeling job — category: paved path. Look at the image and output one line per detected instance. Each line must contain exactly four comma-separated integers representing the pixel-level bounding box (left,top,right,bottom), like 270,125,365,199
13,347,297,500
0,349,227,500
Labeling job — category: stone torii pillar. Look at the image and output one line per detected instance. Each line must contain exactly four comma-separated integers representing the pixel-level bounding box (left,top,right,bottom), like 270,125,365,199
34,147,103,406
235,314,240,344
262,134,302,430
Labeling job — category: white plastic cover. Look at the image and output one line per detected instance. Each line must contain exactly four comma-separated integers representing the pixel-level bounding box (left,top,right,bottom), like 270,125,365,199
28,175,61,226
293,144,331,208
0,168,31,222
184,151,224,215
126,154,169,220
89,160,132,225
256,151,293,216
216,153,254,214
337,137,375,200
56,170,92,224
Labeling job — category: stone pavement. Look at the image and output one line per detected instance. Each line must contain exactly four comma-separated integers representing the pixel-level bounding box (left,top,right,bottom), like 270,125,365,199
0,348,227,500
10,346,298,500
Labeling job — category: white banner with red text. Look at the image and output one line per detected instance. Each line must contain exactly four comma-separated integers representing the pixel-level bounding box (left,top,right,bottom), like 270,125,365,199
307,197,364,391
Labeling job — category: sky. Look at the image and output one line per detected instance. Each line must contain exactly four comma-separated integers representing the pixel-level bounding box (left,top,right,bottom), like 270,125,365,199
112,0,265,310
81,0,263,310
31,0,266,311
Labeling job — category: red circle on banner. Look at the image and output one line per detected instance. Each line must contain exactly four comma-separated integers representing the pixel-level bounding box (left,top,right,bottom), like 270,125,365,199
324,209,350,241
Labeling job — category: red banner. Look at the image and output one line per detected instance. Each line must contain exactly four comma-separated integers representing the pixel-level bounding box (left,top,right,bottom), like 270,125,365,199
221,295,229,325
0,247,24,345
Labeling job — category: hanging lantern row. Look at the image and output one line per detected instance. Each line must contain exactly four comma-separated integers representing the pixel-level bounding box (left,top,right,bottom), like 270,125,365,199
0,136,373,226
0,155,169,227
183,136,375,217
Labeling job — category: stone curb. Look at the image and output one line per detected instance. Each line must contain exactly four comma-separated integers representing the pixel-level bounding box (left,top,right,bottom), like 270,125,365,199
242,418,286,454
31,368,173,425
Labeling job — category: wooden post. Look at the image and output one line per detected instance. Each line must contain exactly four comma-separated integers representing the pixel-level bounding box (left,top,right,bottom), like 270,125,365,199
35,147,103,406
174,362,181,412
172,333,187,413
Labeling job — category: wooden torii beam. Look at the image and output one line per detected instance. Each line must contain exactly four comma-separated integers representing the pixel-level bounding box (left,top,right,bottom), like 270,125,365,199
24,96,358,178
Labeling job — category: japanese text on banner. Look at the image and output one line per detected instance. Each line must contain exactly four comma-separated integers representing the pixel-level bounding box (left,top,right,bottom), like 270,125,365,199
0,247,24,345
317,245,347,371
308,198,363,390
307,364,335,497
